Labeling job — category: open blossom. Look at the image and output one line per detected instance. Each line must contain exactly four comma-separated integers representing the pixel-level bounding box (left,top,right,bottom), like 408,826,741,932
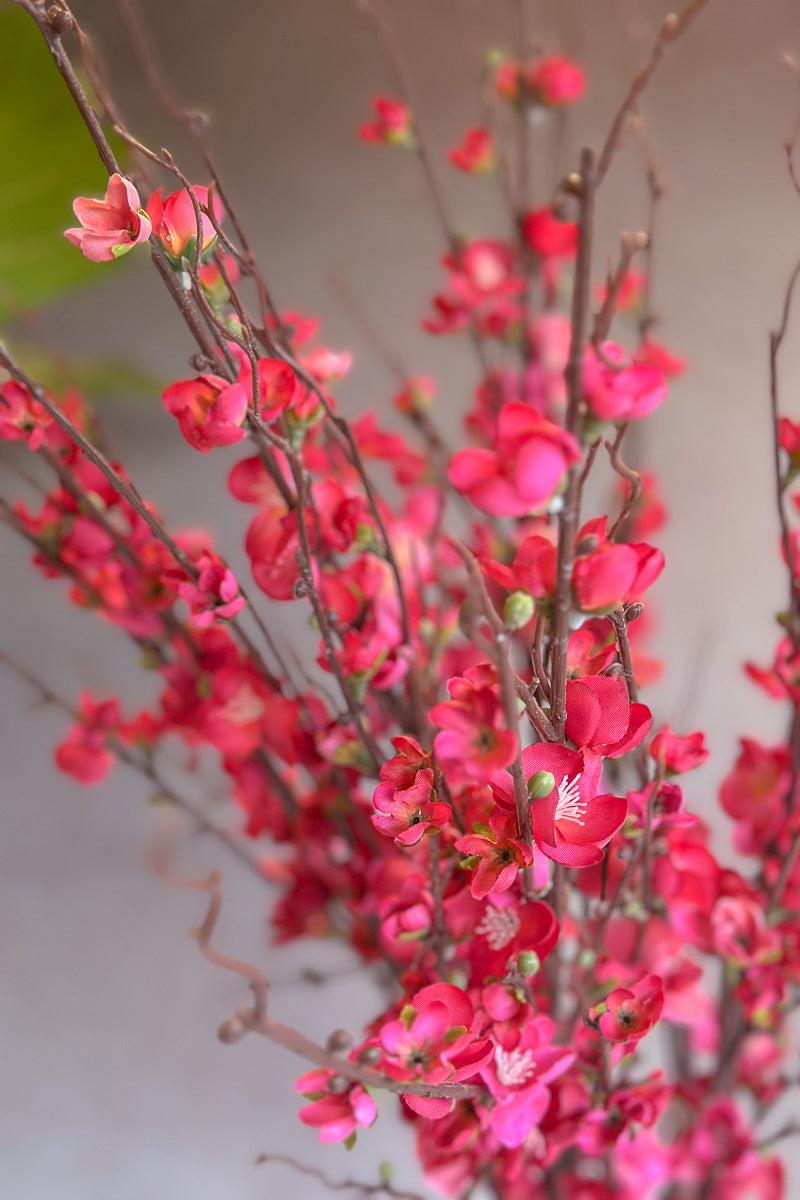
379,983,492,1117
448,127,496,173
430,664,517,785
65,173,151,262
455,812,533,899
175,551,246,627
0,381,51,449
55,693,121,785
499,742,627,867
650,725,710,774
592,974,664,1043
584,342,668,422
359,96,415,147
448,401,581,518
522,206,578,259
373,764,451,846
565,675,652,758
162,373,248,451
295,1068,377,1144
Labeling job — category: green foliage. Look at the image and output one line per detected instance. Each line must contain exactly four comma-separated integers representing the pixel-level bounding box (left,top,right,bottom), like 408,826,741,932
0,8,124,321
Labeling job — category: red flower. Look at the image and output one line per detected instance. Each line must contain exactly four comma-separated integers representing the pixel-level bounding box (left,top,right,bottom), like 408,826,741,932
565,675,652,758
430,664,518,785
455,812,534,899
449,127,497,174
146,184,223,261
162,373,248,452
513,743,627,867
0,381,51,450
448,402,581,518
527,56,586,107
650,725,710,774
359,97,415,147
373,765,451,845
55,693,120,785
584,342,668,422
522,206,578,259
593,974,664,1043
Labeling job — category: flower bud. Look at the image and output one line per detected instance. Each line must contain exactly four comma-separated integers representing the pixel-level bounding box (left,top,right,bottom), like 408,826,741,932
503,590,535,629
217,1015,249,1044
326,1029,353,1053
327,1074,351,1095
516,951,541,977
528,770,555,800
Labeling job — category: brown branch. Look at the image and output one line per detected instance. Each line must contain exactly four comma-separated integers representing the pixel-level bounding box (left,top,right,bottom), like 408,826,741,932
605,430,640,541
255,1154,428,1200
550,148,595,738
175,866,483,1101
592,230,649,346
594,0,714,189
0,651,270,882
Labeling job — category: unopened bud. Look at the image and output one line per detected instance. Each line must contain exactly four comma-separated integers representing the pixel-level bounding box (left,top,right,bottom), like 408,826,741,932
327,1073,350,1095
575,535,599,556
528,770,555,800
358,1044,383,1067
624,602,644,624
503,590,535,630
217,1015,249,1044
326,1029,353,1054
516,951,541,977
46,5,74,32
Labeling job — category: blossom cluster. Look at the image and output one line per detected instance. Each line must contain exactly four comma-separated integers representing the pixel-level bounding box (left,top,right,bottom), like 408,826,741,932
3,11,799,1200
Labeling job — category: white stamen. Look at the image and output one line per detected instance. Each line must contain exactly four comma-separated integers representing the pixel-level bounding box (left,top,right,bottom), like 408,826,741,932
495,1046,537,1087
555,773,587,826
221,685,266,725
476,906,521,950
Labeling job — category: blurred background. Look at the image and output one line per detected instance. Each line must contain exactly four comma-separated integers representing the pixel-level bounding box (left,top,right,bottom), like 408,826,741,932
3,1,800,1197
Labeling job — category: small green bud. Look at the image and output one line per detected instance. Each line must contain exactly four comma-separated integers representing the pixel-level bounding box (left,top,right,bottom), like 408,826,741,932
503,590,535,629
516,951,541,977
527,770,555,800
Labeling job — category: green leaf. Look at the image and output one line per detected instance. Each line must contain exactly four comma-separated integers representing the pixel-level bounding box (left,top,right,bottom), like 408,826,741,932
0,8,127,321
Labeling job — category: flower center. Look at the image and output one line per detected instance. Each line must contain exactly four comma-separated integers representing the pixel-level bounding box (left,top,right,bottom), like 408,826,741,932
495,1046,537,1087
476,906,521,950
555,773,587,826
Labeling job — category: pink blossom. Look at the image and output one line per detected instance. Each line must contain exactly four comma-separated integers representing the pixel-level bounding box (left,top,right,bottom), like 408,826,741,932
295,1068,377,1143
176,551,246,627
584,342,668,422
448,402,581,518
65,173,151,262
511,743,627,867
